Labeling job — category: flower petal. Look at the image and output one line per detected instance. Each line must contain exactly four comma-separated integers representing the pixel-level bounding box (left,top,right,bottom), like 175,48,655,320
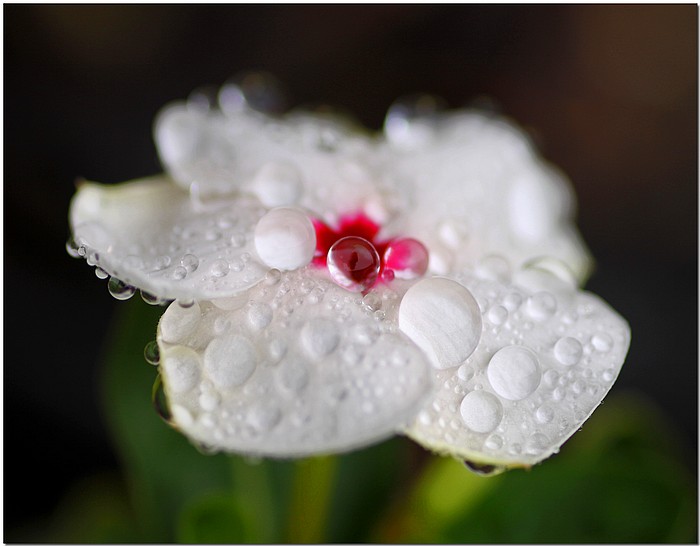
155,104,397,223
69,176,271,300
404,259,630,467
156,270,434,457
381,111,592,283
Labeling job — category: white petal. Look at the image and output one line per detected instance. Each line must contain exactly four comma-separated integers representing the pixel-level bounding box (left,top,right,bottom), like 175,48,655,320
155,104,396,222
156,270,433,457
381,111,592,283
405,264,630,467
69,176,270,300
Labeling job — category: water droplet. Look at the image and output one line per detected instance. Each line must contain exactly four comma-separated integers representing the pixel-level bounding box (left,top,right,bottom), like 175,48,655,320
178,299,195,308
172,266,187,280
502,292,523,312
384,94,446,149
327,236,381,292
591,333,613,352
248,404,282,432
254,207,316,270
65,237,82,258
484,434,504,450
399,277,482,369
460,391,503,433
535,404,554,424
475,255,511,282
143,340,160,365
543,369,559,387
162,346,201,393
457,363,474,382
362,292,382,311
94,267,109,279
247,302,273,331
463,460,505,476
525,291,557,321
199,390,220,412
204,335,257,389
141,290,164,306
210,259,230,278
301,318,340,358
487,345,541,401
230,232,247,248
602,368,616,382
219,71,288,115
107,277,135,300
181,254,199,273
188,84,220,112
251,162,303,208
554,337,583,366
279,359,309,393
383,238,429,280
152,375,172,424
526,432,549,455
487,305,508,325
264,268,281,285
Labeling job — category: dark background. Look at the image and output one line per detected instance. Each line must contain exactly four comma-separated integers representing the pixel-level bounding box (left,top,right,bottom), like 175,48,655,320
5,4,697,535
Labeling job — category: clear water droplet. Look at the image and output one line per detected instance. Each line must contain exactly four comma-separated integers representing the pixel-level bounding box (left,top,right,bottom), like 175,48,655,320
210,259,230,278
219,71,288,115
144,340,160,365
65,237,82,258
327,236,380,293
95,267,109,279
152,375,172,424
141,290,164,306
172,266,187,280
181,254,199,273
264,268,281,285
107,277,136,300
178,299,195,309
384,94,447,149
463,460,505,476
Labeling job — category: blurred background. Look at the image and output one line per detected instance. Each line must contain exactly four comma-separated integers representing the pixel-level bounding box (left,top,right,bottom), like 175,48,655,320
5,5,697,542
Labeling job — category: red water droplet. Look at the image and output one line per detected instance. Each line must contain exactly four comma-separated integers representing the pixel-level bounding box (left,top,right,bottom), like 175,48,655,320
327,236,381,292
383,238,429,279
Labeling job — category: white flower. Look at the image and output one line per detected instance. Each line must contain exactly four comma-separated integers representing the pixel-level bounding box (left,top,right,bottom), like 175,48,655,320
68,83,630,470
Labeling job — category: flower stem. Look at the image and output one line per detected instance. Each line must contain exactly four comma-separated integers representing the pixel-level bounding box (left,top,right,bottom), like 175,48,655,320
285,456,338,543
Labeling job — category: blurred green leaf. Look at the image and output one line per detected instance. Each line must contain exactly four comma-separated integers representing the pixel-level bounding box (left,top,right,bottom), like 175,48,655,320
101,300,243,541
176,491,255,543
378,394,697,543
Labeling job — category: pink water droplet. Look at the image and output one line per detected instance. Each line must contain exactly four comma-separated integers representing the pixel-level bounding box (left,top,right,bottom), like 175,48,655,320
327,236,381,292
383,238,429,279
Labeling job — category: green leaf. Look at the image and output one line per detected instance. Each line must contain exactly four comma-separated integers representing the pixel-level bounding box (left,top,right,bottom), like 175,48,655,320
101,299,239,541
176,491,255,543
378,394,697,543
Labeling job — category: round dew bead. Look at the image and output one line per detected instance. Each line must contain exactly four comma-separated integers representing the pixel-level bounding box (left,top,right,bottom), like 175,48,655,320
254,207,316,270
327,236,381,292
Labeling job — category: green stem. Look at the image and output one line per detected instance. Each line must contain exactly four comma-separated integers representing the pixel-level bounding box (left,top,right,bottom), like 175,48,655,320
285,456,338,543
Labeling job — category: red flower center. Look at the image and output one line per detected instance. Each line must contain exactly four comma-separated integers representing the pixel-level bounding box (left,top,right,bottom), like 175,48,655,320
312,213,429,293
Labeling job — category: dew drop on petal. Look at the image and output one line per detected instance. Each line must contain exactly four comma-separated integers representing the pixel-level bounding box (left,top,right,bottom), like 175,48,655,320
204,334,257,389
554,337,583,366
254,207,316,270
301,318,340,358
487,345,541,401
247,302,273,331
591,333,613,352
210,259,230,278
107,277,136,300
143,340,160,365
219,71,288,115
383,238,429,280
95,267,109,280
251,162,303,207
172,266,188,280
181,253,200,273
160,301,201,343
535,404,554,424
66,237,82,258
327,236,381,292
162,346,201,393
398,278,482,369
525,291,557,321
384,94,446,149
460,391,503,433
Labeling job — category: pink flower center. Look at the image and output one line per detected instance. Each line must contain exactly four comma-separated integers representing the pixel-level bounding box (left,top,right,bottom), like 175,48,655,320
312,213,429,293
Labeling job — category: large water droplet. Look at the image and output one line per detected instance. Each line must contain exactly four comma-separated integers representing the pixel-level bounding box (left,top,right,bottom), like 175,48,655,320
460,391,503,433
204,334,257,389
399,278,482,369
181,253,200,273
525,291,557,321
107,277,136,300
487,345,541,401
301,318,340,358
327,236,381,293
254,207,316,270
383,238,429,280
162,346,201,393
554,337,583,366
